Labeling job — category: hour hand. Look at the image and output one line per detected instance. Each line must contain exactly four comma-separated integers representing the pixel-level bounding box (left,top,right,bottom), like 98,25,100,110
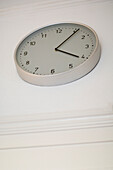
55,48,79,58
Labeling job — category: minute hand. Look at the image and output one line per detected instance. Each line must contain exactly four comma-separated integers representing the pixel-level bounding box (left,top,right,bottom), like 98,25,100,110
55,28,80,49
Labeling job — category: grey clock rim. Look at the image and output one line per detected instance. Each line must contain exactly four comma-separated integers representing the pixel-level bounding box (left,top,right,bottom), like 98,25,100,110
14,22,101,86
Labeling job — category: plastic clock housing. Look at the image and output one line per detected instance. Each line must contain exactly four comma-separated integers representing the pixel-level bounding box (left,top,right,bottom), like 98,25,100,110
14,22,101,86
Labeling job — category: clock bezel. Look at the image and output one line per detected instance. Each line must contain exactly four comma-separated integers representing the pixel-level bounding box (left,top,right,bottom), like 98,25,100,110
14,22,101,86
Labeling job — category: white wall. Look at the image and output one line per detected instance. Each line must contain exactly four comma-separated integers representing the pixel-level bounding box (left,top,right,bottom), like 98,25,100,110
0,1,113,170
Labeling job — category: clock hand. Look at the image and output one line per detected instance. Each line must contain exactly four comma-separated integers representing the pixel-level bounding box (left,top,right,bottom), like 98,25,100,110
55,28,80,49
55,48,79,58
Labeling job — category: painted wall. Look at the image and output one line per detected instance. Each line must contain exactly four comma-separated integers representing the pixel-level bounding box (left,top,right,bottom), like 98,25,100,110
0,1,113,170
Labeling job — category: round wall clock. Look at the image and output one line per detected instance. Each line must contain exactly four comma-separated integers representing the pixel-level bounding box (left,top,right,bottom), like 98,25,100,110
14,22,101,86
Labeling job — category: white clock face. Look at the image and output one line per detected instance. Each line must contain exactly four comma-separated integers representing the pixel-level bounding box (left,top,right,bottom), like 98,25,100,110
16,23,96,76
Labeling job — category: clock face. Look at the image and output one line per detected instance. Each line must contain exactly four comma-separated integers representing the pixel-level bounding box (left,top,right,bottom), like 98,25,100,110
16,23,97,76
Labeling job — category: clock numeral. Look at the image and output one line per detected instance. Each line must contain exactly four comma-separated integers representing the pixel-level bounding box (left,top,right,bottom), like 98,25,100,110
73,28,78,33
81,35,85,39
41,33,47,38
85,44,89,49
81,54,85,58
56,28,62,33
24,51,28,56
26,61,30,65
33,67,39,74
51,69,55,74
35,67,39,71
69,64,73,69
30,41,36,45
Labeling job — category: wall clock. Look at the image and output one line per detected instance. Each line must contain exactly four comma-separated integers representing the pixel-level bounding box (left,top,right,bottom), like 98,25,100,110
14,22,101,86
